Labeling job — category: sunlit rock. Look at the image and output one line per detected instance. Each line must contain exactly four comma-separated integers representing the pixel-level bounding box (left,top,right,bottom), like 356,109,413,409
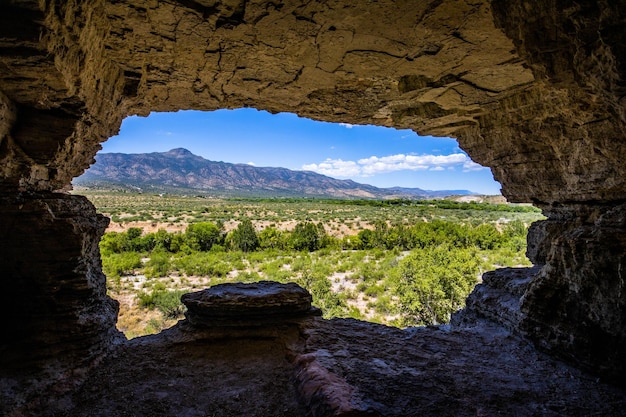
182,281,320,326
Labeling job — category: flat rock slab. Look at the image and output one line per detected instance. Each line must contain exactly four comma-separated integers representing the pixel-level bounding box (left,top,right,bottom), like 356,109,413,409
182,281,319,326
293,318,626,417
33,317,626,417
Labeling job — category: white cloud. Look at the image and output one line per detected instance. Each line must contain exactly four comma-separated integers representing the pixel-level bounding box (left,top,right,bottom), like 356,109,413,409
339,123,355,129
357,153,468,175
247,161,256,166
462,160,487,172
302,153,487,177
302,159,361,177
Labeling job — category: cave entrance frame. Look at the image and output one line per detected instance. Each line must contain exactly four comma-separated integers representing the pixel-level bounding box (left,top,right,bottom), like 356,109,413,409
88,108,510,337
1,0,626,388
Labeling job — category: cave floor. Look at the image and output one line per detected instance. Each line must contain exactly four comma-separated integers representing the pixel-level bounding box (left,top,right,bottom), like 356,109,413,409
40,318,626,416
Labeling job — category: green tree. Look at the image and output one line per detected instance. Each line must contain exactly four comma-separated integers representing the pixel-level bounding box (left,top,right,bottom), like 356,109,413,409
258,227,287,250
502,220,528,252
503,220,527,239
471,223,502,250
185,222,221,251
230,218,259,252
124,227,150,251
169,233,189,253
357,229,375,249
100,231,125,255
290,221,327,252
151,228,173,251
372,220,389,249
395,245,479,326
145,249,172,278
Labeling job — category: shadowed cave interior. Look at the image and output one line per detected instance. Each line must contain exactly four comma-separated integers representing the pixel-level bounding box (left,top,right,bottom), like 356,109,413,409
1,0,626,415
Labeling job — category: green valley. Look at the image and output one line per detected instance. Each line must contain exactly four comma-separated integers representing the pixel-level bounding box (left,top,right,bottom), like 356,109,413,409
80,191,543,338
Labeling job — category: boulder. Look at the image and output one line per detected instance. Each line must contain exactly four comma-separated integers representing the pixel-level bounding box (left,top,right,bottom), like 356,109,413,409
182,281,321,328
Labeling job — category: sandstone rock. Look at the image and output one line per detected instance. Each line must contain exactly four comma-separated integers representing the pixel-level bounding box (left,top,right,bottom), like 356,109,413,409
1,1,624,201
293,349,382,417
37,317,625,417
455,203,626,384
1,0,538,195
451,266,540,332
182,281,320,327
290,318,626,416
520,203,626,384
0,192,122,412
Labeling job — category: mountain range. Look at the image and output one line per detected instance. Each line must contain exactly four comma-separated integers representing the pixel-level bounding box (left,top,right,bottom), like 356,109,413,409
73,148,476,199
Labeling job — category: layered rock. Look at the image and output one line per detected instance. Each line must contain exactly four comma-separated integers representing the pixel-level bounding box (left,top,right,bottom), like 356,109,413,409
143,281,323,343
451,266,539,332
2,0,537,190
455,203,626,383
0,192,121,411
1,1,623,201
182,281,320,327
520,203,626,382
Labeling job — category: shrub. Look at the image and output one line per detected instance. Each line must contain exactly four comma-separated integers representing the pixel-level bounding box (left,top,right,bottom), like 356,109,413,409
185,222,222,251
471,223,503,250
395,245,479,326
100,232,125,255
150,228,175,252
145,250,172,278
297,271,347,318
102,252,142,277
258,227,287,250
364,284,385,298
236,271,262,282
175,252,231,277
137,288,186,318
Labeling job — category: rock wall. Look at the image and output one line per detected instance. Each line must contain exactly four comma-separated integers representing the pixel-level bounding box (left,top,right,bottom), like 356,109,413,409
0,193,121,408
0,0,625,392
520,203,626,381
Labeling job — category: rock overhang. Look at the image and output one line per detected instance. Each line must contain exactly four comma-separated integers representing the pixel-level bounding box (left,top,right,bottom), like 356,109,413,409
2,0,622,204
1,0,545,197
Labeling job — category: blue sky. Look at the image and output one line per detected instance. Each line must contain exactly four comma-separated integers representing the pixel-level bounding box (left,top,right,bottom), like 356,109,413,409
100,109,501,194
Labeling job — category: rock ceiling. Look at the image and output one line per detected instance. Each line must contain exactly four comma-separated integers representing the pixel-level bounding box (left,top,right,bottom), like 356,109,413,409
2,0,624,203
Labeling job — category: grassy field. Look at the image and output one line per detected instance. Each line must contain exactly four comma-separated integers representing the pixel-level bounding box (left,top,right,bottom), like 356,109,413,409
78,191,544,338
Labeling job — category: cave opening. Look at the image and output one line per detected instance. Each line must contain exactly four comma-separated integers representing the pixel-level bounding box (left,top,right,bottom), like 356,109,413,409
3,1,626,413
71,108,542,339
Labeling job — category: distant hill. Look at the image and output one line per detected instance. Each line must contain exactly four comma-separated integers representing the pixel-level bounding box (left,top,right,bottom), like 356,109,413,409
73,148,476,199
386,187,478,198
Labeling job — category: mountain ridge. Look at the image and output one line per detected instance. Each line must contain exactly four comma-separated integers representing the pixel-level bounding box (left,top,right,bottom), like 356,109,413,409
74,148,477,199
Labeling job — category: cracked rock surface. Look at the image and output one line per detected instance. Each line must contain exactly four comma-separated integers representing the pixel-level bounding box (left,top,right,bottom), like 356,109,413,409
19,317,626,417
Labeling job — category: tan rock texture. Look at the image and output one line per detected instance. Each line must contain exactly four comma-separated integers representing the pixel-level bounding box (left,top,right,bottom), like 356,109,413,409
1,0,624,202
1,0,626,413
1,0,534,194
